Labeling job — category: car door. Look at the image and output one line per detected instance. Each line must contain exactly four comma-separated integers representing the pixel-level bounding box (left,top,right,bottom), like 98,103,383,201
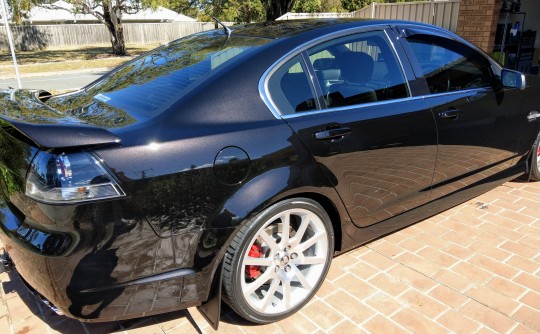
398,28,524,199
263,28,438,228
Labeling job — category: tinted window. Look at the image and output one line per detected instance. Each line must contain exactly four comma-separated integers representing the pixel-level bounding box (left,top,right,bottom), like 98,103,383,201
307,30,409,108
48,31,270,119
406,35,493,94
267,55,318,115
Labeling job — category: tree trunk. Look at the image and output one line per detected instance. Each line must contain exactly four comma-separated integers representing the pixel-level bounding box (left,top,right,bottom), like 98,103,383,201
264,0,295,21
110,25,126,55
103,0,127,56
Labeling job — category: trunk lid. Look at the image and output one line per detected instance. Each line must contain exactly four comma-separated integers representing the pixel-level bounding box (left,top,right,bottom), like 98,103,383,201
0,89,130,150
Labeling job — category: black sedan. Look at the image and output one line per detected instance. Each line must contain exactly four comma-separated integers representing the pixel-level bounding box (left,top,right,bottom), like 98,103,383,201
1,19,539,327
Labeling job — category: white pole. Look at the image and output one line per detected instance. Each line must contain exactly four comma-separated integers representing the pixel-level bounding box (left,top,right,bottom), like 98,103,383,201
371,2,376,19
0,0,22,88
430,0,435,25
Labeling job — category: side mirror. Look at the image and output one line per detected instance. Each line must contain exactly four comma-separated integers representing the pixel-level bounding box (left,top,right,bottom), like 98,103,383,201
501,69,526,90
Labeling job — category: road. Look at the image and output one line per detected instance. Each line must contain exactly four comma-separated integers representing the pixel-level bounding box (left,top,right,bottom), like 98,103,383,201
0,71,109,91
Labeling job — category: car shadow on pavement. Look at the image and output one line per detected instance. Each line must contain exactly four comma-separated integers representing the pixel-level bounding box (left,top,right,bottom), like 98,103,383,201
1,270,204,333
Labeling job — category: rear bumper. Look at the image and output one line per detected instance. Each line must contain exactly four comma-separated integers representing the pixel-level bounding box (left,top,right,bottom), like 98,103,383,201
0,198,210,322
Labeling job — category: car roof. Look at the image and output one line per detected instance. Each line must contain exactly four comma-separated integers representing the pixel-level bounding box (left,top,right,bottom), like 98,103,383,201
230,19,440,39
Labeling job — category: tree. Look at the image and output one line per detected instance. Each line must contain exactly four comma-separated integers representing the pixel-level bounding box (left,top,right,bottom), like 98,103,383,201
261,0,294,21
7,0,32,24
12,0,171,55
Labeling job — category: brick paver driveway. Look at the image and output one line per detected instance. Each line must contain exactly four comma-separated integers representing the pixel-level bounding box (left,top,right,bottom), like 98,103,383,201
1,180,539,334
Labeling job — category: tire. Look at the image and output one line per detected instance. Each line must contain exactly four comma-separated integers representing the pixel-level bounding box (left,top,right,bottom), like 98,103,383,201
222,198,334,324
531,131,540,181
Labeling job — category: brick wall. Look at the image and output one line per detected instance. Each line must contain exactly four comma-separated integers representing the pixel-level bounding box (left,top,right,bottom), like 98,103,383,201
456,0,501,52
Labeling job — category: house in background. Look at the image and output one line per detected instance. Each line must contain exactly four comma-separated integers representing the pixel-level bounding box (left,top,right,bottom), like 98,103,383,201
25,0,196,24
453,0,537,73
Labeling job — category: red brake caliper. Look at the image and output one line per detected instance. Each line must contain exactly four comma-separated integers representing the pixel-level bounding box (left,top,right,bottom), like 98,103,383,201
246,243,263,279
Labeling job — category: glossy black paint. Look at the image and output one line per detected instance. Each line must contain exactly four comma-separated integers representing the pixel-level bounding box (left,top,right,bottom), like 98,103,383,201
0,19,538,324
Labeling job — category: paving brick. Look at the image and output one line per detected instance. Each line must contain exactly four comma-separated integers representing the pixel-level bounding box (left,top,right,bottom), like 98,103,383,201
432,268,473,292
387,265,437,292
500,241,539,259
468,241,512,261
441,231,475,247
394,252,442,277
334,275,377,301
368,239,405,258
348,260,380,280
368,273,409,297
398,289,447,318
363,314,408,333
519,291,540,310
316,279,340,299
466,285,520,316
274,312,318,334
451,261,493,284
329,320,366,334
512,306,540,331
429,285,468,309
514,272,540,293
443,244,474,260
392,309,448,333
417,247,460,268
437,310,480,333
301,300,344,331
365,292,403,316
460,300,516,333
325,290,375,325
11,315,51,334
511,324,540,334
506,255,540,273
359,250,398,272
485,276,527,299
466,255,516,280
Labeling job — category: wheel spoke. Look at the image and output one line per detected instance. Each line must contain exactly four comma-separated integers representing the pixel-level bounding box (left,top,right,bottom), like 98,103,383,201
280,212,290,247
292,213,311,245
297,232,325,252
282,278,291,309
258,229,280,252
298,256,326,265
245,267,276,295
292,265,313,290
261,277,281,312
244,256,273,267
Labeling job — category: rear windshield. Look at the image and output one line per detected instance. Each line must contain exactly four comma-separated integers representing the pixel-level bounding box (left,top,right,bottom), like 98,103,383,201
48,31,270,121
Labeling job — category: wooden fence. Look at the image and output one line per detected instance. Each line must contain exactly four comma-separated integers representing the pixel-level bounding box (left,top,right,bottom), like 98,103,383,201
0,21,216,51
352,0,460,32
277,0,460,32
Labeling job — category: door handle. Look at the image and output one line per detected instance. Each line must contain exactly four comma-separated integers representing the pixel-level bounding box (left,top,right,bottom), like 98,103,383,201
314,127,351,140
438,109,463,119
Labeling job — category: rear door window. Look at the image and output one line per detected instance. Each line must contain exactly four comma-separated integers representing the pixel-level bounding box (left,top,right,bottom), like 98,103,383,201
306,30,409,108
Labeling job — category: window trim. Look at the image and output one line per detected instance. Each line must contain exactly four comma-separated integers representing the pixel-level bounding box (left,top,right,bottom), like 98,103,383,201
259,25,412,119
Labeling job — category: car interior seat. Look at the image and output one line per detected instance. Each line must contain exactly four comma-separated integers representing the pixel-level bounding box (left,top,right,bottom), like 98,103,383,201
327,51,377,107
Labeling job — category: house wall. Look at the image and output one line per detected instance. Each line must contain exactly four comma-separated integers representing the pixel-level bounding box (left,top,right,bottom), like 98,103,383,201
456,0,501,53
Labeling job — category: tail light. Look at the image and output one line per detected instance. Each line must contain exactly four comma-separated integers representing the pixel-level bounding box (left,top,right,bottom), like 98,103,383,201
25,151,124,204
